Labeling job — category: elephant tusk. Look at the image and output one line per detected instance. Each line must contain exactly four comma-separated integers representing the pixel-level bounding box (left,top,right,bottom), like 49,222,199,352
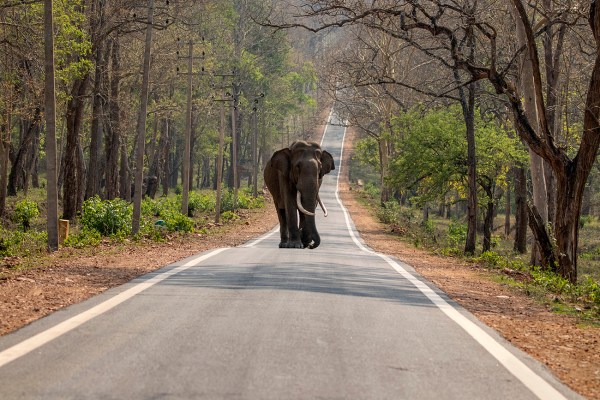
297,191,315,216
317,195,328,217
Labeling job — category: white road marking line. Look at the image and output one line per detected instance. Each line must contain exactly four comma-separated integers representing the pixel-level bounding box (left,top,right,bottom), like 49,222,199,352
0,247,229,369
242,226,280,248
331,115,568,400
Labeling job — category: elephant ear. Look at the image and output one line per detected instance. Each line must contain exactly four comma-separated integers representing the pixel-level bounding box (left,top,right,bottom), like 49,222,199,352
270,148,291,175
320,150,335,177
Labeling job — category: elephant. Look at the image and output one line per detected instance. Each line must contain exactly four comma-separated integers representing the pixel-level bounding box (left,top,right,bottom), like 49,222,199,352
264,140,335,249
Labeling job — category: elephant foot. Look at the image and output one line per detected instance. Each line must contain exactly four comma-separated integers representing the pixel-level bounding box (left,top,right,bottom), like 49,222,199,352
279,240,303,249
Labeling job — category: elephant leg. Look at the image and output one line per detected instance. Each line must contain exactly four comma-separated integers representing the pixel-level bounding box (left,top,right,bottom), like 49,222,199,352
285,206,303,249
277,208,288,248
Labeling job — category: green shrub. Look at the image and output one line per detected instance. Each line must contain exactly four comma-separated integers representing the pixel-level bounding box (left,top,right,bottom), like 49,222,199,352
80,196,132,236
187,191,215,216
447,220,467,248
13,199,40,230
63,226,102,248
0,228,47,257
377,201,401,224
221,210,239,221
161,209,194,232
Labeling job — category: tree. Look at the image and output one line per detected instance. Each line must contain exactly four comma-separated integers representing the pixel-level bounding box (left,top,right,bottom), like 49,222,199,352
268,0,599,283
44,0,59,251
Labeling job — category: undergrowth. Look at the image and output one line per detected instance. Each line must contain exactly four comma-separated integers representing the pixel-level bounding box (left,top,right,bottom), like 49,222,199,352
0,188,265,260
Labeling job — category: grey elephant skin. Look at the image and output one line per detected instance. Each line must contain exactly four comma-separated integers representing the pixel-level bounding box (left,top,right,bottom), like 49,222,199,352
264,141,335,249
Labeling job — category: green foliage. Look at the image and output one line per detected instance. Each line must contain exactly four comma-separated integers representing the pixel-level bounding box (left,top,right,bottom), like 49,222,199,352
387,105,526,207
221,211,239,221
187,192,215,216
0,228,47,257
80,196,132,237
160,209,194,233
377,201,402,224
63,227,102,248
447,220,467,249
13,199,40,230
220,190,250,212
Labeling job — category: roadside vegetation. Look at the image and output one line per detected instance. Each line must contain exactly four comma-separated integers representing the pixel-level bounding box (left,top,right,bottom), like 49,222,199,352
351,177,600,325
0,187,264,267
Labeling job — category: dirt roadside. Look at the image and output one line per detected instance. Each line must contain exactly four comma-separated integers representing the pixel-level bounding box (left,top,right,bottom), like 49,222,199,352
1,116,599,399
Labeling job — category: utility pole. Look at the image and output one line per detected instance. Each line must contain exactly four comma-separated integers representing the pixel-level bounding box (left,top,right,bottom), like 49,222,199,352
176,37,206,216
212,72,234,223
132,0,155,235
231,81,238,212
181,40,193,216
251,93,264,198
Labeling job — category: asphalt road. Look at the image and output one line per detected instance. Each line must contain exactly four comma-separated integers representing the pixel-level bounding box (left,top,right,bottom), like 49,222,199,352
0,110,583,399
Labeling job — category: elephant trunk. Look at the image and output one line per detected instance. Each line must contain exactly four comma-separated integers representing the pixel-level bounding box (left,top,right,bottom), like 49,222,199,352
297,191,315,216
301,214,321,249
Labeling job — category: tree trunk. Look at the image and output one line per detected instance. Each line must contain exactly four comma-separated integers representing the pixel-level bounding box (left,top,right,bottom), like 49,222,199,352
513,167,528,253
504,184,511,238
512,0,549,266
0,118,11,218
7,109,41,196
378,136,391,205
132,0,154,235
44,0,59,251
85,0,106,200
119,136,131,202
161,118,170,197
482,183,495,253
62,77,88,220
105,37,121,200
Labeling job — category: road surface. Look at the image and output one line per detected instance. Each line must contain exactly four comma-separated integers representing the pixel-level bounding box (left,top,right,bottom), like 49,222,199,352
0,110,582,399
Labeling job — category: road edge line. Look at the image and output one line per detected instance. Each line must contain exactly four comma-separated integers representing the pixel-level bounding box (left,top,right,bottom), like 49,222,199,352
331,114,568,400
0,247,229,369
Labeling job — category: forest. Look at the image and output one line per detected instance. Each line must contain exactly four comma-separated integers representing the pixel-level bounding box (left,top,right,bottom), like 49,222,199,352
1,1,600,290
0,1,320,253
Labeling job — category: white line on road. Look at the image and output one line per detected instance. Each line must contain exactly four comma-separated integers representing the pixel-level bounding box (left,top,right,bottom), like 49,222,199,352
332,116,568,400
0,247,229,369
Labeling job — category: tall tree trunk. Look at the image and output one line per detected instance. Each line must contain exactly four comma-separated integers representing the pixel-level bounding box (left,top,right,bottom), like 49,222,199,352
105,37,121,200
85,0,106,200
7,109,41,196
0,120,10,218
161,118,170,197
504,183,511,238
44,0,59,251
482,181,495,252
132,0,154,235
62,77,88,220
542,0,565,226
119,137,131,202
512,0,549,265
513,167,528,253
378,136,391,205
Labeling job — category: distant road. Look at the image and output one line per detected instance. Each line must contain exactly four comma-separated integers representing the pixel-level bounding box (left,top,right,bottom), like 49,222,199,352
0,110,582,399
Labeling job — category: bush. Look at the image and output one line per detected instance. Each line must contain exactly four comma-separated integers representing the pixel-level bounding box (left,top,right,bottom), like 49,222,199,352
161,209,194,232
0,228,47,257
13,199,40,230
63,226,102,248
80,196,132,236
187,191,215,216
377,201,401,224
221,210,239,221
447,220,467,248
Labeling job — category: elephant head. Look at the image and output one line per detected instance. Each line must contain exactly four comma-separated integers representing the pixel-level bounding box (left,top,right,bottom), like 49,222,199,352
264,140,335,249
